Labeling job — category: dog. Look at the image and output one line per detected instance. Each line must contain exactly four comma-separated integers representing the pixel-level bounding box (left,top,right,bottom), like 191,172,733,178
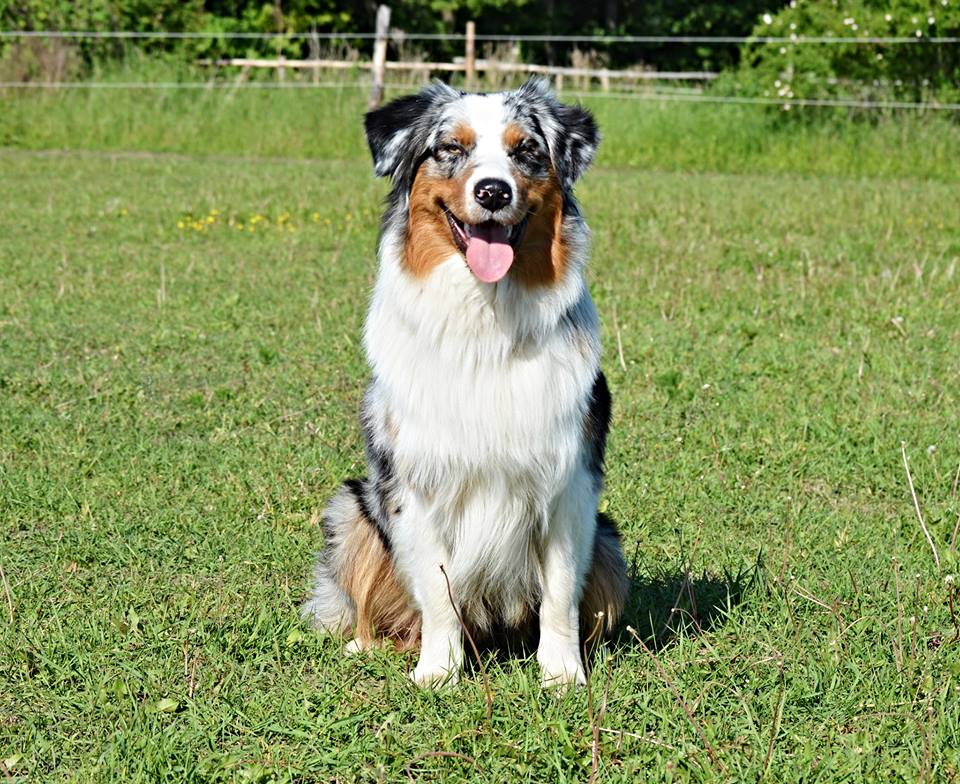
301,78,629,687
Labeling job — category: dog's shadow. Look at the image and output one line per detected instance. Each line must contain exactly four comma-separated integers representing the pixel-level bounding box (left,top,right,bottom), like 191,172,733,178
613,554,761,651
468,551,762,668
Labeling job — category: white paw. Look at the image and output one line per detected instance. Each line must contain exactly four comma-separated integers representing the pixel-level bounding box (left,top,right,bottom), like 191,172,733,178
538,648,586,689
344,637,370,656
410,659,459,688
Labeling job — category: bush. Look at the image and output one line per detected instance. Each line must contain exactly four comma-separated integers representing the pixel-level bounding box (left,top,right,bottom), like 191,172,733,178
730,0,960,110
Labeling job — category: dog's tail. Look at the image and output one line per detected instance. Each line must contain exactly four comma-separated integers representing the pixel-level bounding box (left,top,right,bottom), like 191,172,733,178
580,513,630,636
300,480,421,651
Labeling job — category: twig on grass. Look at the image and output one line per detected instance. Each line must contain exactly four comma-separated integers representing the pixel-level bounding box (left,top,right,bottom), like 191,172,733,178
950,510,960,553
404,751,482,780
947,577,958,644
0,561,12,622
612,305,627,373
626,625,726,774
893,558,904,672
583,611,607,784
762,669,787,778
438,563,492,721
901,442,941,572
951,461,960,497
598,727,674,750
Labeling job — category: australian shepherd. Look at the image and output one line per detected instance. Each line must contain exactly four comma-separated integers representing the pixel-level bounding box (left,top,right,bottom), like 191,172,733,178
302,78,629,687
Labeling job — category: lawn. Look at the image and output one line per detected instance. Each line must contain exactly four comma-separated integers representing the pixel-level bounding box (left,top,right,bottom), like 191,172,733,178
1,86,959,782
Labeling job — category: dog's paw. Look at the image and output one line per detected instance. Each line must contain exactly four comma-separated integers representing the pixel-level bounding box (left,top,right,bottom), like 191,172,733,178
410,663,459,688
344,637,373,656
537,649,586,690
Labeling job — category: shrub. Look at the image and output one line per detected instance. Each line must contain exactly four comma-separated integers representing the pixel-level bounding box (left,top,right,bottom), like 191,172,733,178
729,0,960,110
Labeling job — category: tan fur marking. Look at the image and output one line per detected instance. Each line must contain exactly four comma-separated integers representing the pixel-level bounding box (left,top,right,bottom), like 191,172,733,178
503,122,527,150
339,519,421,650
512,169,567,289
450,122,476,149
403,161,473,277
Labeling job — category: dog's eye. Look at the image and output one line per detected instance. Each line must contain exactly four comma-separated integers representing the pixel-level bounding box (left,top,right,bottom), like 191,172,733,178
438,143,466,158
510,140,544,163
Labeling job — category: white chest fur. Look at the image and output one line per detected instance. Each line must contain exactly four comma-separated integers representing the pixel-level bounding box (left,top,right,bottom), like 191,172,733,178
362,240,600,615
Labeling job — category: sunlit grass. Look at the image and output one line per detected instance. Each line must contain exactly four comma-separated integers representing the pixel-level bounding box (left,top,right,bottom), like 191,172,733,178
1,88,959,781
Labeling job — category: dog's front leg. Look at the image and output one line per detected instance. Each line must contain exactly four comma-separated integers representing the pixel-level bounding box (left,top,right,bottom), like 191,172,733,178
392,500,463,687
538,472,597,687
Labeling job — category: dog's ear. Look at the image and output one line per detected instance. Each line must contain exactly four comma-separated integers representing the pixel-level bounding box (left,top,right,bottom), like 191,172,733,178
512,78,599,190
364,82,460,185
551,102,599,189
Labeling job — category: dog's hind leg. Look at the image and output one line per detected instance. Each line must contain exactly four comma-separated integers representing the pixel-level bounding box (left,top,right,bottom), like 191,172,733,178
579,512,630,637
301,481,420,652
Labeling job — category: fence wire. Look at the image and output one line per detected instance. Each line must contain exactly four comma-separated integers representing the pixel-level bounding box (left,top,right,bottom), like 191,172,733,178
1,30,959,44
2,79,958,112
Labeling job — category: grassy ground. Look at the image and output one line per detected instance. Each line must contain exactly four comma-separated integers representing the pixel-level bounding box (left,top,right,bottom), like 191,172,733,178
1,88,960,782
3,78,960,178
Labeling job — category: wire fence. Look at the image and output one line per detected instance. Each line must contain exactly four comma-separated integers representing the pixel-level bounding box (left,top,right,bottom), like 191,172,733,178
2,30,960,44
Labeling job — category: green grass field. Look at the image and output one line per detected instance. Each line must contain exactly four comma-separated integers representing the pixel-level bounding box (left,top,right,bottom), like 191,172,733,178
2,85,960,782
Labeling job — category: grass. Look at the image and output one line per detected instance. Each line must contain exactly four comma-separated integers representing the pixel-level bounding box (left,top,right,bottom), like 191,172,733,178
3,69,960,178
1,83,960,782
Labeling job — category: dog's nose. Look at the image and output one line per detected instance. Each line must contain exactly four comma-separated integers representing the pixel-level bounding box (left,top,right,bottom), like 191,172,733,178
473,178,512,211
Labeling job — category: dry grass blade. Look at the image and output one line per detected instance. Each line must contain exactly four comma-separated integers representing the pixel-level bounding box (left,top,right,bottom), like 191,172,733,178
761,670,787,778
0,561,12,623
598,727,675,750
438,563,492,720
583,611,607,784
901,442,941,572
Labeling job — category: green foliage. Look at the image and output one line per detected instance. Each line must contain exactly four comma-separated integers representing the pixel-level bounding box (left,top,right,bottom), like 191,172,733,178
732,0,960,108
0,1,777,74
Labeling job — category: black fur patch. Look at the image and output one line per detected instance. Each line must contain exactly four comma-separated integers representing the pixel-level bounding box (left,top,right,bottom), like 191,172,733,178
342,477,393,556
583,371,612,488
364,81,461,191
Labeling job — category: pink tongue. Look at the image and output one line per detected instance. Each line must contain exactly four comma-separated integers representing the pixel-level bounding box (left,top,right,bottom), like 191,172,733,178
465,223,514,283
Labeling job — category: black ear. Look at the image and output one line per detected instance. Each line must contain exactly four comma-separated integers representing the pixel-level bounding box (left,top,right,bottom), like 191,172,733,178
511,78,599,189
364,94,427,180
551,103,599,189
364,82,460,184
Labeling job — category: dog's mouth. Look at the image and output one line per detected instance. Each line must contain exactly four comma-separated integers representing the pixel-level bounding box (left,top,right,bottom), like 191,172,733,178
444,207,528,284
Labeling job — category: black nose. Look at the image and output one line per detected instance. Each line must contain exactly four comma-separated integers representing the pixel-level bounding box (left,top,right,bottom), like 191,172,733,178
473,178,512,211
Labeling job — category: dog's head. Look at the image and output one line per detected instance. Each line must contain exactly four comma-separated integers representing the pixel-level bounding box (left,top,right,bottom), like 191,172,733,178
365,79,599,286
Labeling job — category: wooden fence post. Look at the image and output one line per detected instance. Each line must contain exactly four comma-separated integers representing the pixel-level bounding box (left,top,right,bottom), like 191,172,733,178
369,4,391,109
465,21,476,88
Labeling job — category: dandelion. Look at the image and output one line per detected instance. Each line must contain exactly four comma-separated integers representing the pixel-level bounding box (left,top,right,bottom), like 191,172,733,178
118,207,128,217
885,13,892,21
928,16,935,24
877,53,884,60
177,220,185,230
915,29,923,37
311,211,320,222
763,13,773,24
